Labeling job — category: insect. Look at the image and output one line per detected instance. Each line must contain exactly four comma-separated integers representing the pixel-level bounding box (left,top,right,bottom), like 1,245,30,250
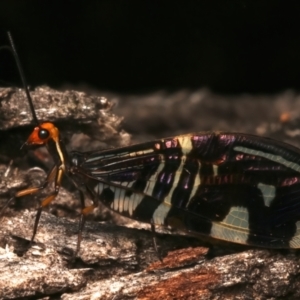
3,32,300,257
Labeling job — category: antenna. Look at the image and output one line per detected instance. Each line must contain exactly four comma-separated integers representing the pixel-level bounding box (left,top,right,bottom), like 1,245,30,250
5,32,39,125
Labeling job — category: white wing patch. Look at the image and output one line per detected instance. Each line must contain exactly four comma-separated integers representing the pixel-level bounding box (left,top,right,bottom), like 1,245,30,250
257,183,276,207
210,206,249,244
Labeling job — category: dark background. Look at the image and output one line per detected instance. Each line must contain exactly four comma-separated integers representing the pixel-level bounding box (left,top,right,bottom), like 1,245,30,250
1,1,300,94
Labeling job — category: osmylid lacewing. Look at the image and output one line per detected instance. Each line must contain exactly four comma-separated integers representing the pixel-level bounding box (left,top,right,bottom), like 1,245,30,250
3,32,300,257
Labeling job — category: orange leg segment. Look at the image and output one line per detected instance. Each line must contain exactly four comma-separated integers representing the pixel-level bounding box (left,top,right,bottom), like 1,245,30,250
75,186,99,257
0,166,57,217
30,167,63,244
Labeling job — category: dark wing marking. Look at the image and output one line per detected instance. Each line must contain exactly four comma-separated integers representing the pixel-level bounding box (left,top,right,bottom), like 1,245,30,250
76,132,300,248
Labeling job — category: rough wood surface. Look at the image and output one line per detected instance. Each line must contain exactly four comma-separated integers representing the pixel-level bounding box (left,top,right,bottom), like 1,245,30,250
1,87,300,299
1,210,300,299
0,86,111,130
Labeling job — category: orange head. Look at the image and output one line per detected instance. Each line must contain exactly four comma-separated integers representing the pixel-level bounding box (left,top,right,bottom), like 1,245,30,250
26,122,60,145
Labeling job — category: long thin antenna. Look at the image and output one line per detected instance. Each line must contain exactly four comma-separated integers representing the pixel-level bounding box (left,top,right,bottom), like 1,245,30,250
6,31,39,125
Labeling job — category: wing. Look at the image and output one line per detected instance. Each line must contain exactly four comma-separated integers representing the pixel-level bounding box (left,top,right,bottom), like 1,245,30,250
77,132,300,249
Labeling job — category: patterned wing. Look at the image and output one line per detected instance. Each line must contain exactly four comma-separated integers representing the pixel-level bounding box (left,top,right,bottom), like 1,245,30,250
78,132,300,248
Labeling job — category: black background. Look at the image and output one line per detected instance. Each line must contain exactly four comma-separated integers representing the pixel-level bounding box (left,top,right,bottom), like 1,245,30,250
1,1,300,94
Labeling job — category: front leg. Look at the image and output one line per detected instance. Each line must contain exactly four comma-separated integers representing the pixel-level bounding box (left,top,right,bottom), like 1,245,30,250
0,165,57,216
30,166,64,244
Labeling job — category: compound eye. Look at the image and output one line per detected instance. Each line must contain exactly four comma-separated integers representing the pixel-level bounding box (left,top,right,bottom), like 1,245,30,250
38,128,50,140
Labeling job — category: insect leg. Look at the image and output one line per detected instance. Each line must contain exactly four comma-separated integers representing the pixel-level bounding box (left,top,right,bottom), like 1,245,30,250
30,166,63,245
75,189,85,256
75,186,98,256
151,218,163,262
0,165,57,216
